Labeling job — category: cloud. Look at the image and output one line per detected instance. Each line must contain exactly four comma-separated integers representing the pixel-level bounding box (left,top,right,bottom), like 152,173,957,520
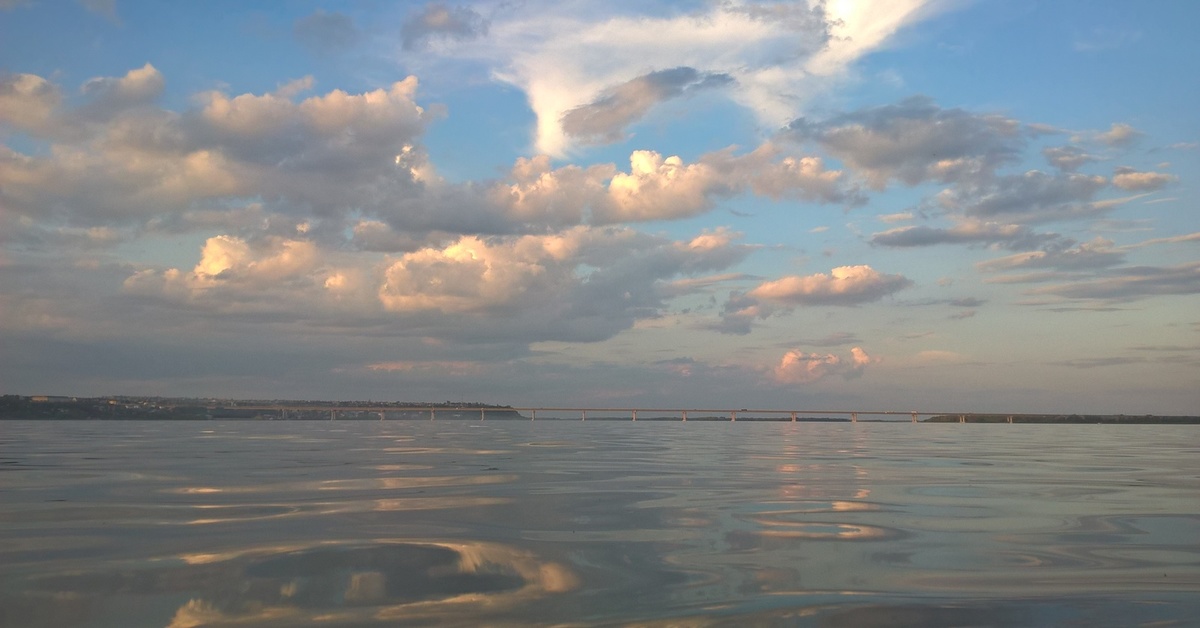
941,170,1108,223
121,225,752,348
1094,122,1141,148
749,265,912,306
1042,145,1099,172
401,3,489,51
1,68,430,227
786,96,1022,187
1027,262,1200,301
0,72,61,134
560,67,733,145
797,332,862,347
716,265,911,333
1112,166,1176,191
294,11,361,53
976,237,1125,273
871,221,1054,250
432,1,952,155
79,63,165,120
492,143,858,227
773,346,877,384
878,212,914,223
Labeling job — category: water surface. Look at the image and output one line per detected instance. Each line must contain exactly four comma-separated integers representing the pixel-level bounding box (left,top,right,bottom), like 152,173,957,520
2,421,1197,626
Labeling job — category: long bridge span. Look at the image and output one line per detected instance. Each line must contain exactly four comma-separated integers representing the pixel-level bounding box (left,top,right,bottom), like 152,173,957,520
208,405,1005,423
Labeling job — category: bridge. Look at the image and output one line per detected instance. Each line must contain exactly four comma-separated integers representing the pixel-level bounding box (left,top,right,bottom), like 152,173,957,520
207,405,1006,423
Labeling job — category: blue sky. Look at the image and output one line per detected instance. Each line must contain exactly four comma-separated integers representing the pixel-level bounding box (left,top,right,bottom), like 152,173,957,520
2,0,1197,414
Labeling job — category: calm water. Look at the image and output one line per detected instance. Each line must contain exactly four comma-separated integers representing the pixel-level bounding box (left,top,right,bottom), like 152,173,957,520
1,420,1198,627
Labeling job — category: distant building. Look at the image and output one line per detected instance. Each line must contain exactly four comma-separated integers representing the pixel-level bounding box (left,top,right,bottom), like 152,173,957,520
30,395,74,403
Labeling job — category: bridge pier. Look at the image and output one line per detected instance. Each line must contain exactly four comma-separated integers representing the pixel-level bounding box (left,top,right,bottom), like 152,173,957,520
851,412,858,423
681,410,687,422
632,409,637,421
960,415,966,423
481,408,486,421
531,409,536,421
731,411,737,422
912,411,918,423
791,411,796,422
581,409,586,421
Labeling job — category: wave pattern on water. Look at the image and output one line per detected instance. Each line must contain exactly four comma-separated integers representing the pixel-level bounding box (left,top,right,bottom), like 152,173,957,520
1,421,1198,626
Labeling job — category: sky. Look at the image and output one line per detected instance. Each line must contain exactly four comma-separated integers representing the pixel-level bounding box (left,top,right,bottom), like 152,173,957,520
1,0,1197,414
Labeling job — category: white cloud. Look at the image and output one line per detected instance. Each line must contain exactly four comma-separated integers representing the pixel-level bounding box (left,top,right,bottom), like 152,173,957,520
430,1,952,156
716,265,911,333
1112,166,1176,191
773,345,877,383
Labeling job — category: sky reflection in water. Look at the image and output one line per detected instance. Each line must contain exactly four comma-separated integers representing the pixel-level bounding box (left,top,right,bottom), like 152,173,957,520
1,421,1198,626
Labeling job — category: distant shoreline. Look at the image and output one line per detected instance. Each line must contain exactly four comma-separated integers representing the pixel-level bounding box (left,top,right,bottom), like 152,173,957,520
2,395,1197,423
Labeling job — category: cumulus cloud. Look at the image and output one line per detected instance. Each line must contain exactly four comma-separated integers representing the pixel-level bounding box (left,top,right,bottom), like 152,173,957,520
748,265,912,306
490,143,859,227
773,346,877,383
716,265,911,334
0,72,61,134
786,96,1023,187
1111,166,1176,191
0,68,430,227
1095,122,1141,147
401,3,489,50
122,224,753,347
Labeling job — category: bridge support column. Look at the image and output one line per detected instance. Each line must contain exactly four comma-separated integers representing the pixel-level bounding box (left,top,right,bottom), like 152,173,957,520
912,411,918,423
681,410,687,422
959,415,965,423
430,408,435,421
731,411,737,422
791,412,797,422
481,408,486,421
531,409,536,421
852,412,858,423
1007,415,1013,424
632,409,637,421
581,410,586,421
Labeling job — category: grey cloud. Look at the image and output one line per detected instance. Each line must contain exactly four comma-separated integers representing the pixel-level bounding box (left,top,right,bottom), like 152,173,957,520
786,96,1023,187
949,310,976,319
1042,145,1099,172
294,11,361,53
560,67,734,145
943,170,1109,224
871,223,1055,250
796,332,861,347
1029,262,1200,301
401,3,488,51
950,297,986,307
1049,357,1147,369
976,237,1126,274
